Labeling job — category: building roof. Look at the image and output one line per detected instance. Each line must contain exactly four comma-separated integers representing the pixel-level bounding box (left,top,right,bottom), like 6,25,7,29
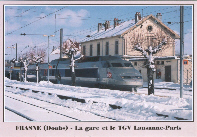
80,14,180,43
80,19,135,43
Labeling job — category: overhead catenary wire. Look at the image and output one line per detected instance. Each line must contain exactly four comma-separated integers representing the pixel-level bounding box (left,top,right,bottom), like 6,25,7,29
5,5,192,57
5,6,67,36
6,6,192,38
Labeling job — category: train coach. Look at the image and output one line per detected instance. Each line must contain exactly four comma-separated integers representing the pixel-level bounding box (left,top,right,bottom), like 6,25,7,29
6,56,143,92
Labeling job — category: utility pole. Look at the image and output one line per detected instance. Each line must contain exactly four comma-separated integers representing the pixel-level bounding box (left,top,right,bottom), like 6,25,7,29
43,34,55,83
16,43,17,61
60,28,63,59
9,66,12,80
55,14,56,36
180,6,184,98
48,36,49,83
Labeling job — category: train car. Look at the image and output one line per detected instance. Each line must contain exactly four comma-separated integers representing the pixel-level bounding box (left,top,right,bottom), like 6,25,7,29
7,56,143,91
38,56,143,91
5,62,23,81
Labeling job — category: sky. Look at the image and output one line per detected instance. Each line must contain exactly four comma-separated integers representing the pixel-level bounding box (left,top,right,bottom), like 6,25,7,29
4,5,193,61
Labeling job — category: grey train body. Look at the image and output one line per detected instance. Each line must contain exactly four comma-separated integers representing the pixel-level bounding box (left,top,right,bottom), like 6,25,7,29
6,56,143,91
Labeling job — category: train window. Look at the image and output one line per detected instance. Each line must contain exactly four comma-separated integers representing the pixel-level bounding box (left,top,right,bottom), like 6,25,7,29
52,70,55,76
75,68,98,78
59,69,65,76
80,56,100,62
124,63,133,67
49,70,52,76
65,69,71,77
111,63,123,67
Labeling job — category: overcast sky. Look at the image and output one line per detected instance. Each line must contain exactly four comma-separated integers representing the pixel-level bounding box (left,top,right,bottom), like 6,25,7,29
4,5,193,60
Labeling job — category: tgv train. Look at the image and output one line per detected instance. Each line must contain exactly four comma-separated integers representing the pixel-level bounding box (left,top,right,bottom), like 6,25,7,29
5,56,143,91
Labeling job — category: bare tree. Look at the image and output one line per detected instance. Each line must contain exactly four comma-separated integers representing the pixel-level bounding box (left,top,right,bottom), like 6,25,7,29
20,47,47,64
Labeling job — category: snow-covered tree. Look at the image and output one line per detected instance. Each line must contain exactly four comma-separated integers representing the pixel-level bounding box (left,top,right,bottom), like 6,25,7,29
20,47,46,64
132,31,167,95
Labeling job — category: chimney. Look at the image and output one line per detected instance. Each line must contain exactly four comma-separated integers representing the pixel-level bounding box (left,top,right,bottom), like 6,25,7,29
135,12,141,24
114,18,118,28
105,21,110,31
156,13,162,21
98,23,102,32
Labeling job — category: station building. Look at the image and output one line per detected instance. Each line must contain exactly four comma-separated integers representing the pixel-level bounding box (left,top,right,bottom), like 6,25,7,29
80,12,192,84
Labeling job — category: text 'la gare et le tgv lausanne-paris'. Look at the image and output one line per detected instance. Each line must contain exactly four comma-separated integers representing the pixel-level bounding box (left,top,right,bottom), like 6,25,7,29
15,125,181,131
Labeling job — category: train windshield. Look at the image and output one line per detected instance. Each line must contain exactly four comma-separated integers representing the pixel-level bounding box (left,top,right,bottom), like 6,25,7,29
124,63,133,67
111,63,123,67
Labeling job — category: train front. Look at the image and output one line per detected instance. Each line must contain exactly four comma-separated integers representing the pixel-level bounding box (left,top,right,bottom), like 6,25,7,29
106,59,143,92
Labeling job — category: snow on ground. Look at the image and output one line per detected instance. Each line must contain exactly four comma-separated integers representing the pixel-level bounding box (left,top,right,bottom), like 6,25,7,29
4,77,193,121
4,109,29,122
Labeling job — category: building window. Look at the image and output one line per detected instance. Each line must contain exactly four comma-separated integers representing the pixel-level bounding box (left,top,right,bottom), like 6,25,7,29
157,61,160,65
90,44,93,56
134,62,137,66
147,25,153,32
83,45,86,56
97,43,100,56
115,41,119,55
161,61,164,65
156,69,161,79
106,42,109,55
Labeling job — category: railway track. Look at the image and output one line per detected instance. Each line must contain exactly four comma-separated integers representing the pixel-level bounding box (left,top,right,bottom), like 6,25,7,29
4,84,189,121
5,91,115,121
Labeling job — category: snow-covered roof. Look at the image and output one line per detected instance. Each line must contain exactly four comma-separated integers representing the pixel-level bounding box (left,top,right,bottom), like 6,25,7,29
49,54,60,62
80,19,136,43
80,14,180,43
51,48,60,55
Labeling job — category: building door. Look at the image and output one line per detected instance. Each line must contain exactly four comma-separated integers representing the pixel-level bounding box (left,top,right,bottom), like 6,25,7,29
165,66,171,82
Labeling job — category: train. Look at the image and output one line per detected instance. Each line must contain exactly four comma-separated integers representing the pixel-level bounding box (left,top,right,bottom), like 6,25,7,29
5,56,143,91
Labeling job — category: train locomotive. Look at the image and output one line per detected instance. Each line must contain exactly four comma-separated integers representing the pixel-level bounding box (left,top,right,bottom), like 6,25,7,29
6,56,143,91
